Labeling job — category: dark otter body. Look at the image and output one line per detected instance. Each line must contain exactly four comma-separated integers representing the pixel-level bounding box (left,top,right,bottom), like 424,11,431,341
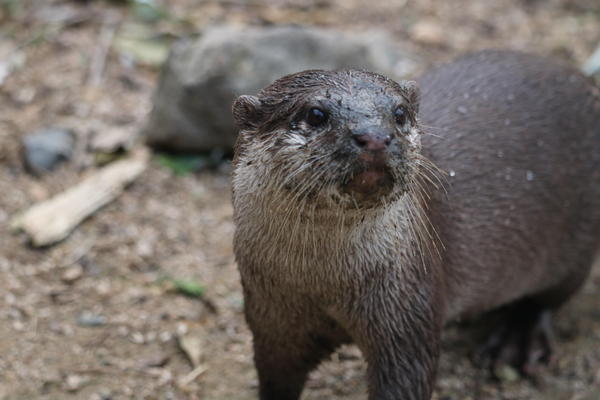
231,50,600,400
421,52,600,321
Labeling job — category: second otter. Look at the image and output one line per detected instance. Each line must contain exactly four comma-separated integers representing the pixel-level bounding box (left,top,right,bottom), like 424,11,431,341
231,50,600,400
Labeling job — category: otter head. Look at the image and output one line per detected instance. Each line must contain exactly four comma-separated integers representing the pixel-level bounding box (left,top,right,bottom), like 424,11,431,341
232,70,422,210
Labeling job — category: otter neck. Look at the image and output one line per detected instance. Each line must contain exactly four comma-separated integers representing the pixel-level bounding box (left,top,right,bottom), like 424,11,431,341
233,189,428,297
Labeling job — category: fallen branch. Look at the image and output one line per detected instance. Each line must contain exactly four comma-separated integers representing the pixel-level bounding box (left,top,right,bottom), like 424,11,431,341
88,18,118,87
11,149,149,247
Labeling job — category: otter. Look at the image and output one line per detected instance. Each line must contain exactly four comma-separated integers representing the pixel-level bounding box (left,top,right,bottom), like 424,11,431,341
231,50,600,400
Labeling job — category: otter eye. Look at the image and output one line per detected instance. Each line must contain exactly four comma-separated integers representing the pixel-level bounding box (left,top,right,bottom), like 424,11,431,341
394,106,407,126
306,107,328,127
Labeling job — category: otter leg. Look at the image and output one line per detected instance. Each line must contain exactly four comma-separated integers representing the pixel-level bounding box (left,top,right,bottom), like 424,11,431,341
477,300,556,376
252,327,342,400
361,327,442,400
345,281,444,400
244,290,345,400
478,256,594,377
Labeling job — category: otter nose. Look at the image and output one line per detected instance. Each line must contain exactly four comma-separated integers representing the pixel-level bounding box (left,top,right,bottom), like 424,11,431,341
352,132,392,151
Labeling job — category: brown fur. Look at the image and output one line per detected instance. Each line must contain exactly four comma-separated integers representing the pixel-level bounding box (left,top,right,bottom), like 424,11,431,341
231,50,600,399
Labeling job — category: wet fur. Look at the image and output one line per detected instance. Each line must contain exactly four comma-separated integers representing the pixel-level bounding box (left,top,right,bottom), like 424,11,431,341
231,51,600,399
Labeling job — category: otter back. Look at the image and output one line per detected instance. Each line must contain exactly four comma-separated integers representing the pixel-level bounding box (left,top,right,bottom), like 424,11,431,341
420,50,600,319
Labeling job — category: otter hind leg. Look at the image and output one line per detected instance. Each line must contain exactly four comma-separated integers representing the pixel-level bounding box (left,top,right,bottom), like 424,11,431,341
476,252,596,378
476,301,556,377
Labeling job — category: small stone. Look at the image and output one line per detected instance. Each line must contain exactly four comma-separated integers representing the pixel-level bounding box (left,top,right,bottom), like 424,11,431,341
61,265,83,283
410,20,446,46
12,320,25,331
64,374,87,392
135,238,154,258
583,44,600,77
22,128,75,175
494,364,519,382
526,170,535,181
159,331,173,343
140,352,170,368
176,322,188,336
76,311,107,327
131,331,145,344
0,49,25,87
95,280,112,296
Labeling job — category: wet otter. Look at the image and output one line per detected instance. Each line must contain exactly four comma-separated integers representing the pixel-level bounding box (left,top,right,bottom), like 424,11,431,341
231,50,600,400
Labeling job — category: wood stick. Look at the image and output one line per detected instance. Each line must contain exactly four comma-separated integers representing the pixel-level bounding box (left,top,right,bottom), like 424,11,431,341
11,149,149,247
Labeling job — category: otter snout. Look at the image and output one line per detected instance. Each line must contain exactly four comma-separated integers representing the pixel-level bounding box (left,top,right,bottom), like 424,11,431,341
342,128,396,202
352,131,392,173
352,131,392,152
349,124,396,166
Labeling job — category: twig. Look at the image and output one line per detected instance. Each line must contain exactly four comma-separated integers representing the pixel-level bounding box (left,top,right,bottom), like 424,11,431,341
178,365,208,387
88,19,118,87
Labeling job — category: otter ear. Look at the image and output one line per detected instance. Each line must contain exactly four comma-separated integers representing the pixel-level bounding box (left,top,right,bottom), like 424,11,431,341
401,80,420,115
232,95,265,130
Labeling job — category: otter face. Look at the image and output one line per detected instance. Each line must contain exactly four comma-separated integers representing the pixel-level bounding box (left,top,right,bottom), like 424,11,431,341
232,70,422,210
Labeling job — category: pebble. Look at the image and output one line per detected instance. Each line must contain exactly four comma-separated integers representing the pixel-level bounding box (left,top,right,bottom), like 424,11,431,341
22,128,75,175
61,265,83,283
12,320,25,331
76,311,107,327
583,44,600,76
64,374,88,392
494,364,519,382
159,331,173,343
140,352,170,368
410,20,446,46
95,280,112,296
89,389,113,400
131,331,145,344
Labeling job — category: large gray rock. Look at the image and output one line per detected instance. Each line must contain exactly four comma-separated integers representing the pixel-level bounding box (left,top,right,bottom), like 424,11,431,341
144,25,418,153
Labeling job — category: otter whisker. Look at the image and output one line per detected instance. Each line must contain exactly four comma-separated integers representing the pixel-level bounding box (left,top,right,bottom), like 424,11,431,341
269,164,334,264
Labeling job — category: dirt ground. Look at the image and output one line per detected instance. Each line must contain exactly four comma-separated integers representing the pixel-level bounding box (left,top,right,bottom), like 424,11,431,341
1,0,600,399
